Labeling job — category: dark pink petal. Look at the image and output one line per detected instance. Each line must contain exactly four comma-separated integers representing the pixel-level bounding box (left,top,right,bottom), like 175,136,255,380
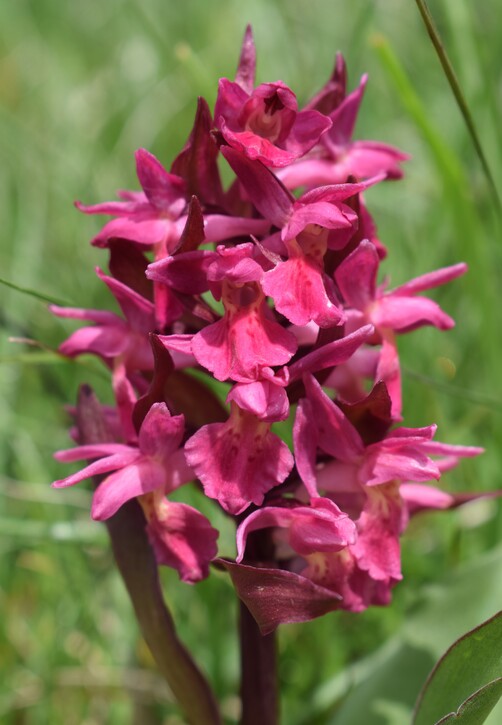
157,333,194,357
235,24,256,94
184,409,294,515
304,374,364,461
75,199,147,216
221,122,298,167
236,498,355,562
58,325,127,359
135,148,186,211
91,458,168,520
207,243,263,284
299,176,384,205
52,449,140,488
375,332,401,420
371,295,455,332
214,78,249,129
218,559,341,634
400,483,454,516
288,324,374,381
342,141,409,180
262,252,344,328
304,52,347,114
50,304,120,326
351,483,403,582
285,110,332,157
90,216,174,249
96,269,155,331
171,97,223,206
54,443,135,463
392,263,467,295
364,446,441,485
221,146,293,227
138,402,185,461
227,381,289,422
327,75,367,147
335,240,379,309
293,398,319,498
283,201,355,240
192,306,297,382
147,501,218,583
147,250,213,294
203,214,270,243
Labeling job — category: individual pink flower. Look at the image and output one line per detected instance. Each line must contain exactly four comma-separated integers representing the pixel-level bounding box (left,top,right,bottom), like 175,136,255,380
214,27,331,167
53,403,192,520
335,240,467,417
159,244,298,382
184,402,294,515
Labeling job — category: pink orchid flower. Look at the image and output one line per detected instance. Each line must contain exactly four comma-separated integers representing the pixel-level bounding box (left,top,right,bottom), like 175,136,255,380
214,27,331,168
335,240,467,417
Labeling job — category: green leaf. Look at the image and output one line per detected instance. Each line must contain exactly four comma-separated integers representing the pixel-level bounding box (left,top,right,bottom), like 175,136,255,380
413,611,502,725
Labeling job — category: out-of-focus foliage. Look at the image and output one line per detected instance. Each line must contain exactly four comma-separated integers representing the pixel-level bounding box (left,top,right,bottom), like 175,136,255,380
0,0,501,722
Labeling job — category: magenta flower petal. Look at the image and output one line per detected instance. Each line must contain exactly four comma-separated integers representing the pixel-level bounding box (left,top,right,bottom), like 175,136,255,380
262,250,344,328
192,301,297,382
335,239,379,309
184,408,294,515
135,148,186,211
303,374,364,461
293,398,319,498
52,449,140,488
351,484,403,582
146,501,218,583
234,25,256,93
221,146,293,227
91,458,168,520
237,497,356,561
400,483,455,516
138,403,185,461
371,295,455,332
227,380,289,422
393,263,467,295
288,324,374,381
90,216,175,249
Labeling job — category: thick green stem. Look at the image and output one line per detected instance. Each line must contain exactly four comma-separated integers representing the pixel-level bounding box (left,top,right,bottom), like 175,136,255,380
76,384,221,725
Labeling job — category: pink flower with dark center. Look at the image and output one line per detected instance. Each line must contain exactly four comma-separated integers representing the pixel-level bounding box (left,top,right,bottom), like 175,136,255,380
184,402,294,515
215,28,331,167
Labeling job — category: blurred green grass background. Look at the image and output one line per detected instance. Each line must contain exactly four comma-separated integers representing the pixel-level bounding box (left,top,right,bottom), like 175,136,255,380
0,1,501,723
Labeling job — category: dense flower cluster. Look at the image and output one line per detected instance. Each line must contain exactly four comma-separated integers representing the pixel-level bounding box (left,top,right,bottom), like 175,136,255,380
52,28,482,629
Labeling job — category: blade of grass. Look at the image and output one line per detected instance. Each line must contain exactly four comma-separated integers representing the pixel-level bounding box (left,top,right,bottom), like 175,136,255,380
0,275,70,307
414,0,501,214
